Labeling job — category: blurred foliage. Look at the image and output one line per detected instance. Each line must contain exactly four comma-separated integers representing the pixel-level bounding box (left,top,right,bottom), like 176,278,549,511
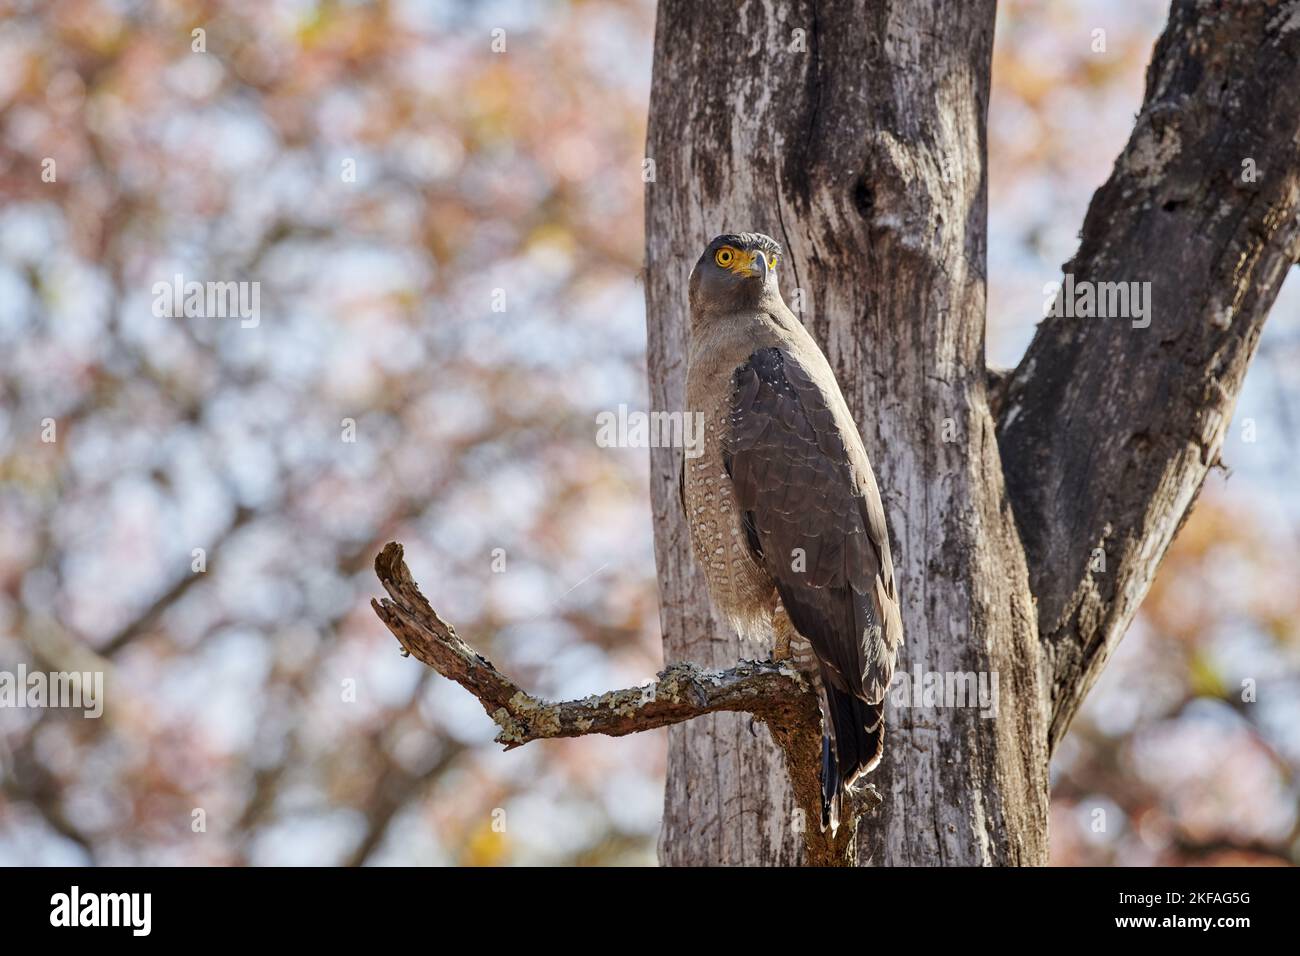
0,0,661,865
0,0,1296,865
1052,497,1300,865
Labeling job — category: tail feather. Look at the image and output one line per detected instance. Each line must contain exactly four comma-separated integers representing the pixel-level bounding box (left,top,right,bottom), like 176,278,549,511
819,680,885,831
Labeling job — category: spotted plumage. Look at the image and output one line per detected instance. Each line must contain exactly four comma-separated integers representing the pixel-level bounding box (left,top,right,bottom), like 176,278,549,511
682,231,903,830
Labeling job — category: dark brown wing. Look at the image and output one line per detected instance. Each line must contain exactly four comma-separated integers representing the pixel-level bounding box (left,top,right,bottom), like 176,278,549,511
724,346,900,703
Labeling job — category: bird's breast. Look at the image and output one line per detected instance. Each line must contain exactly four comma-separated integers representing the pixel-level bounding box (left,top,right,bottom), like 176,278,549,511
682,395,775,644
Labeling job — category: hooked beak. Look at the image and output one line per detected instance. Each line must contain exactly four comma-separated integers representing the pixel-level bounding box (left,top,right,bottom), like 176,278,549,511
728,248,769,280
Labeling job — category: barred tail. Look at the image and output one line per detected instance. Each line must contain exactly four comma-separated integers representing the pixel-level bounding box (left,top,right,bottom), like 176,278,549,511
820,681,885,832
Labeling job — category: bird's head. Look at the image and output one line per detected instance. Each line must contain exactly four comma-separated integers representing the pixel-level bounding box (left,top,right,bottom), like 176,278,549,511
688,232,782,316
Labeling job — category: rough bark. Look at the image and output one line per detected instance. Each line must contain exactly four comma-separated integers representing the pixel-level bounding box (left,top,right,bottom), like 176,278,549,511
371,541,807,743
997,0,1300,752
371,542,867,864
645,0,1047,866
644,0,1300,866
368,0,1300,869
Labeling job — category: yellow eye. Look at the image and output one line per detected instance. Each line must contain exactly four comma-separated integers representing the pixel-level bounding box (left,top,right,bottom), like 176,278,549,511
768,254,778,270
715,247,734,267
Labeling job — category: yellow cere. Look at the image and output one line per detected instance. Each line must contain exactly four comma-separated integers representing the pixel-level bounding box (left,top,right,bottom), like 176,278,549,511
714,246,777,275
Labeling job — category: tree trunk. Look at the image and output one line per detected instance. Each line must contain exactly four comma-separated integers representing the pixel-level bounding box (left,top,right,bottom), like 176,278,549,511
645,0,1045,866
644,0,1300,866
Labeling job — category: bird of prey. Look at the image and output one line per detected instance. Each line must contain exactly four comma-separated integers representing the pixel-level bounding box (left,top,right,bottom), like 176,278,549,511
681,231,902,831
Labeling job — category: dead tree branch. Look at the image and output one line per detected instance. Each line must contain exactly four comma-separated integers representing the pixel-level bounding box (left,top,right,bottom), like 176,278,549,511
370,541,868,864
